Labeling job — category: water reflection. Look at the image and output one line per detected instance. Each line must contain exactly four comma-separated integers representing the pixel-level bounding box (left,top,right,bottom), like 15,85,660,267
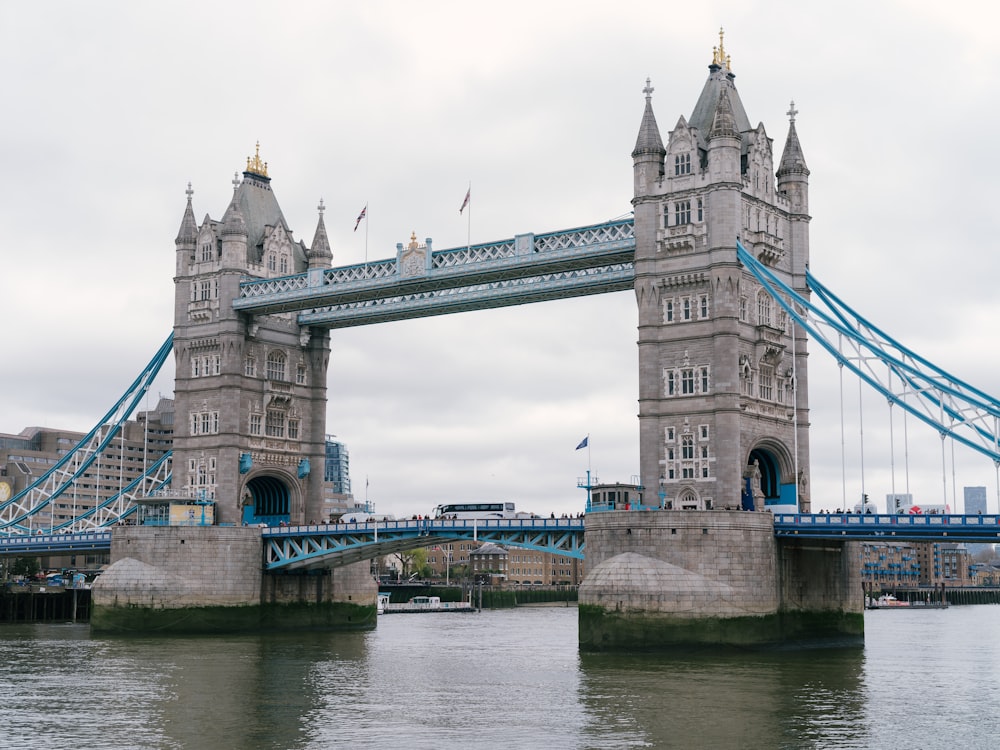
578,648,867,749
4,608,1000,749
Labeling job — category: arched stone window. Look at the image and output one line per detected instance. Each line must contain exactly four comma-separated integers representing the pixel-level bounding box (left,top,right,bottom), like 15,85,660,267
266,350,287,381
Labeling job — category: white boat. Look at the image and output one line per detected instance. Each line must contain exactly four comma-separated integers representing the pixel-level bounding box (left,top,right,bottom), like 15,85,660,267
866,594,949,610
382,595,474,614
377,592,391,614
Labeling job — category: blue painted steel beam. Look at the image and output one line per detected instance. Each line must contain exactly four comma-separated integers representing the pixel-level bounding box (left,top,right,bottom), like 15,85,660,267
774,513,1000,543
233,218,636,327
737,241,1000,463
262,518,586,571
0,531,112,555
5,515,996,561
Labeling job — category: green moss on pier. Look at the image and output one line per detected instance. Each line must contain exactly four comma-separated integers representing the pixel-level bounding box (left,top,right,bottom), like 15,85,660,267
91,600,377,635
579,604,864,652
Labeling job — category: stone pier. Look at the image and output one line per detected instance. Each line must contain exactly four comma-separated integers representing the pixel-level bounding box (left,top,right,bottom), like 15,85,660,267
578,510,863,651
91,526,377,634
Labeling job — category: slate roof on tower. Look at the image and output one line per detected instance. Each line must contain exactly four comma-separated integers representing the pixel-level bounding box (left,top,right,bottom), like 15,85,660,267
237,144,294,264
687,30,753,151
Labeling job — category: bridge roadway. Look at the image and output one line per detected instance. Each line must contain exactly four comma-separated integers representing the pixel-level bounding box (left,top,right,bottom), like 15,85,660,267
3,514,999,569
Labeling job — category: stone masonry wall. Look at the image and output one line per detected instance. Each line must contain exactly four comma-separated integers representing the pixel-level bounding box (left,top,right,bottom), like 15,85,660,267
92,526,262,609
580,509,778,618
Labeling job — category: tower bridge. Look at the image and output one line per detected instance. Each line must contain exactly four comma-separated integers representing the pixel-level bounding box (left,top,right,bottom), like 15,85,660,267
3,33,998,646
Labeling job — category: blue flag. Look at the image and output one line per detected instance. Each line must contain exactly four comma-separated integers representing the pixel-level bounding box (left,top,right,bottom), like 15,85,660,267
575,436,589,450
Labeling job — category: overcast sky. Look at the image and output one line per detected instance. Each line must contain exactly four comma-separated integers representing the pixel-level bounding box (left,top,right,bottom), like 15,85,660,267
2,1,999,518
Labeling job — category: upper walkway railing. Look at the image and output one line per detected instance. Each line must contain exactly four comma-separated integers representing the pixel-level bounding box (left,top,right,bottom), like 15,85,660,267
233,218,635,327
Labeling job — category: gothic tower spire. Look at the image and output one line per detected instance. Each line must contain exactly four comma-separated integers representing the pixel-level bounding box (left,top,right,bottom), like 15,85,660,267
632,78,666,197
308,199,333,268
777,100,810,215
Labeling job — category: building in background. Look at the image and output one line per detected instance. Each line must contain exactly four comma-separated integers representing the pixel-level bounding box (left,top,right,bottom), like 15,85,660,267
860,540,972,588
323,436,360,519
0,402,355,528
964,486,987,515
425,542,585,586
0,398,175,529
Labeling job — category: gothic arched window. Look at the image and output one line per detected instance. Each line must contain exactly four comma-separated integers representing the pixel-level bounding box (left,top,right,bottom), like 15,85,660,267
266,350,287,381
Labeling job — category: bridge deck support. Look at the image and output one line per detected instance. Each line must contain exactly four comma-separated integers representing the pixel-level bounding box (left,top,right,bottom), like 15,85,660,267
91,526,376,634
578,510,863,651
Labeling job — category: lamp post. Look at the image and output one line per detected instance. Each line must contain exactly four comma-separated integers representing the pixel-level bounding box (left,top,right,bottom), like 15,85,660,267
444,546,452,587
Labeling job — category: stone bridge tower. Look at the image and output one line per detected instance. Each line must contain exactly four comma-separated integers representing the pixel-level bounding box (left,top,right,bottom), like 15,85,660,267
632,32,812,513
172,145,333,526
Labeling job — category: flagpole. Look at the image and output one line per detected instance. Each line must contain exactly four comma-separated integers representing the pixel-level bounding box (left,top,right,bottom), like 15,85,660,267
365,202,369,265
466,181,471,252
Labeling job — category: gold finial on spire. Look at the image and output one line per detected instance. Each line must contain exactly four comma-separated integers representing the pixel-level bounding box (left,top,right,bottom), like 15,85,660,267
245,141,269,177
408,231,419,250
712,27,731,70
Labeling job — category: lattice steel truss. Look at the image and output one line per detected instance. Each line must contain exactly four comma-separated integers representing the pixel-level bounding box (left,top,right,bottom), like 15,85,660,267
0,335,174,534
738,241,1000,464
263,518,585,571
235,218,636,326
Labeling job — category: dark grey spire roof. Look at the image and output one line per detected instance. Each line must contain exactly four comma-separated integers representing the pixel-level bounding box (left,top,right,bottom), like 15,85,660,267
175,183,199,246
689,64,752,150
236,172,291,256
309,200,333,263
777,109,810,178
708,85,740,140
632,78,665,158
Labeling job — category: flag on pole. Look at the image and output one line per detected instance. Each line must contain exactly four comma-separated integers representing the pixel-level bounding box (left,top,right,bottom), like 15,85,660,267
459,187,470,214
354,204,367,232
575,436,589,450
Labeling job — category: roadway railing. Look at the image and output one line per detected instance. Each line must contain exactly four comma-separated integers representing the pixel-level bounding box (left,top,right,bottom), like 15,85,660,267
774,513,1000,542
0,530,113,555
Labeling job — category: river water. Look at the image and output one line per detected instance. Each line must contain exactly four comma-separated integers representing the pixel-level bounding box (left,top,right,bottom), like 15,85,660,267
2,605,999,750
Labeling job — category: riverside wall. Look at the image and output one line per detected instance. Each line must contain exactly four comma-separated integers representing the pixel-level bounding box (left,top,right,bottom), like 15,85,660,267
578,510,863,651
91,526,376,634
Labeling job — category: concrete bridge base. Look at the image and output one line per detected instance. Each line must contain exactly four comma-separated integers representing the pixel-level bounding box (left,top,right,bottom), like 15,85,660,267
578,510,863,651
91,526,377,634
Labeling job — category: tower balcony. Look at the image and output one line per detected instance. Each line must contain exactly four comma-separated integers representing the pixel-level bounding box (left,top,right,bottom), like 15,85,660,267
754,323,786,365
656,222,707,254
264,379,293,408
744,230,784,266
188,298,217,322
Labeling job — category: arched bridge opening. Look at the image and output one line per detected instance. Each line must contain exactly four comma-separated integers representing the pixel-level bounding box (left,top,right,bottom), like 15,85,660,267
242,475,291,527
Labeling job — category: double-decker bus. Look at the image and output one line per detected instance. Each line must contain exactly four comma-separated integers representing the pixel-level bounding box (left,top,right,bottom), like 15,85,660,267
432,502,517,520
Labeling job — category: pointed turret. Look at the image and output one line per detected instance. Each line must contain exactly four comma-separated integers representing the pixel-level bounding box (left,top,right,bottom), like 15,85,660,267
708,86,739,140
632,78,666,196
706,84,742,188
220,172,248,271
221,178,248,238
175,182,199,246
777,101,810,215
633,78,666,159
175,182,199,277
777,101,809,178
308,199,333,269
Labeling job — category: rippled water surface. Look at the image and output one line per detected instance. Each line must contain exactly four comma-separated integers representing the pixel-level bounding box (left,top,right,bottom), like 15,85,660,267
2,605,1000,749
